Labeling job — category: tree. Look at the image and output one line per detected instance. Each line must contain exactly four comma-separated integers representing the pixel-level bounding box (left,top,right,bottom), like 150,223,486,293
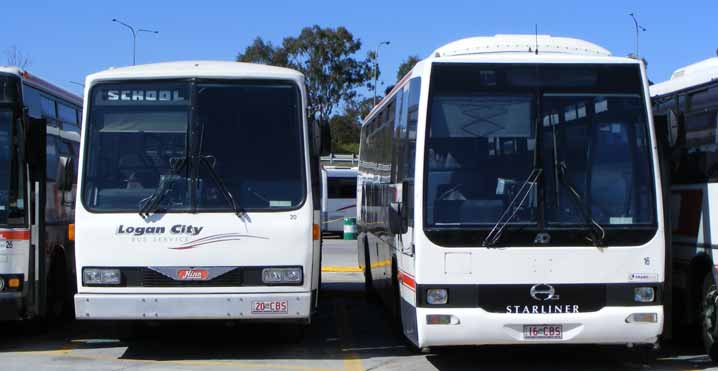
329,114,360,154
4,46,32,69
396,55,420,81
237,26,374,126
343,96,375,125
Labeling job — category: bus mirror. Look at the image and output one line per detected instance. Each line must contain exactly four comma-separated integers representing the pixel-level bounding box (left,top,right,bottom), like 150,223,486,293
25,117,47,178
388,203,407,235
311,121,322,156
57,156,74,192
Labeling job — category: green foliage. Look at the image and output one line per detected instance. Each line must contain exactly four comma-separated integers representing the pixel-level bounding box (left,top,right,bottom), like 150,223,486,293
329,114,361,154
237,26,375,128
396,55,420,81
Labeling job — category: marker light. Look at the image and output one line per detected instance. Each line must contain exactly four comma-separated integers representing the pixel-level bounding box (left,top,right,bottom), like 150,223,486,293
426,314,460,325
262,268,303,284
634,287,655,303
426,288,448,305
7,278,20,289
83,268,121,285
625,313,658,323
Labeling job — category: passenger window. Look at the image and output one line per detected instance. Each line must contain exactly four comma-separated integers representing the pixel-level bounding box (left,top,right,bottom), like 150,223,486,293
40,95,57,119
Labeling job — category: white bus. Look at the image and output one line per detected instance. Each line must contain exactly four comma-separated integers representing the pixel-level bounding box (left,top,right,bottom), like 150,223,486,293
0,67,82,321
651,56,718,360
321,166,358,234
358,35,665,350
74,61,329,329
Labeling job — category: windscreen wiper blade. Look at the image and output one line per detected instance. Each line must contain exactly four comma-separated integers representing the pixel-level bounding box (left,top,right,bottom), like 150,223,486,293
199,155,244,217
138,157,188,218
556,161,606,247
482,168,542,247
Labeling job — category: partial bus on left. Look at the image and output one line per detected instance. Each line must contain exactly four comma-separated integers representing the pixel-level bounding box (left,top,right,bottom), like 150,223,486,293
0,67,81,322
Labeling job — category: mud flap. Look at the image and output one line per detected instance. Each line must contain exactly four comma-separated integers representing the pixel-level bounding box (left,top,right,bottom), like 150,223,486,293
400,297,419,346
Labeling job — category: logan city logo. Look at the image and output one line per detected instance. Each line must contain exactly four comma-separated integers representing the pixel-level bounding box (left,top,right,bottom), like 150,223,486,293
176,269,209,281
116,224,203,236
106,89,185,102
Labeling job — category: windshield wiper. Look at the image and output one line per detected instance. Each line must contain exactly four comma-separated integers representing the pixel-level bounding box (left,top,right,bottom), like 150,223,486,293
199,155,244,217
138,157,188,218
482,168,542,247
556,161,606,247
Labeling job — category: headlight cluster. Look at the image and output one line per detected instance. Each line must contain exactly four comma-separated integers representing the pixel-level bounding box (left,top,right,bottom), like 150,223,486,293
634,287,655,303
0,275,22,291
261,267,303,284
426,288,448,305
83,268,121,285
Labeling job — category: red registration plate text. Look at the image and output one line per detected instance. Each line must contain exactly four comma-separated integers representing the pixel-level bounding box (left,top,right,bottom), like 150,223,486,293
523,324,563,339
252,300,289,314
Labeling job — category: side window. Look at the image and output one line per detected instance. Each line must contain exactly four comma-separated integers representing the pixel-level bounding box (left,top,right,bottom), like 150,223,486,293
40,95,57,119
22,86,42,118
58,103,78,125
405,78,421,226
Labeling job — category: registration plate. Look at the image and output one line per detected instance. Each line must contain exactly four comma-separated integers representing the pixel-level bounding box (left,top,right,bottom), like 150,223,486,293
251,300,289,314
523,324,563,339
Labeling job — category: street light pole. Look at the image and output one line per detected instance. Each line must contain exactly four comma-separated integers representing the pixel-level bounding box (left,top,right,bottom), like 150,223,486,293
628,13,647,58
112,18,159,65
373,41,391,106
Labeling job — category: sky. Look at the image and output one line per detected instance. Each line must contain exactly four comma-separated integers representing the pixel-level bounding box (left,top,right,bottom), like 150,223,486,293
2,0,716,98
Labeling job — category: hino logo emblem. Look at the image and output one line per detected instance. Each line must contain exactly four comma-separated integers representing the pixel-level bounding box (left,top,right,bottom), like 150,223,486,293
177,269,209,281
530,284,558,301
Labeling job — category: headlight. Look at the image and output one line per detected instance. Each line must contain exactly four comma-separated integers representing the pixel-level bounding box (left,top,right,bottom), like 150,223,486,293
0,277,4,291
83,268,121,285
426,288,448,305
261,268,303,284
634,287,655,303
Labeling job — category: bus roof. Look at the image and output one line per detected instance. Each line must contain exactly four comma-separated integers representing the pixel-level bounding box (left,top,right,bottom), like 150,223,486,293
431,34,611,58
650,57,718,97
364,35,628,125
0,66,83,106
86,61,304,85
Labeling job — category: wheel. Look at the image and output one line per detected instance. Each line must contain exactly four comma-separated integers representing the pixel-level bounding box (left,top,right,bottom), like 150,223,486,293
46,254,70,322
701,272,718,362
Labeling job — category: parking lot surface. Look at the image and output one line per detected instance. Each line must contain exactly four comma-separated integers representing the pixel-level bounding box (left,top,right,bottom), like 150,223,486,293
0,239,716,371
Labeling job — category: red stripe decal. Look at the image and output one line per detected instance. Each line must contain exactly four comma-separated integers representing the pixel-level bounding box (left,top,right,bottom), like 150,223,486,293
397,270,416,291
0,229,30,240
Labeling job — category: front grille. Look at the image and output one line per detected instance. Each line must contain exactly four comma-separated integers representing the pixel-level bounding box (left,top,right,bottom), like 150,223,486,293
122,267,243,287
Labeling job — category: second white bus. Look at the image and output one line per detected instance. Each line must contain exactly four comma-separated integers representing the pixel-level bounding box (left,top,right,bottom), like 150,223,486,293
358,35,665,349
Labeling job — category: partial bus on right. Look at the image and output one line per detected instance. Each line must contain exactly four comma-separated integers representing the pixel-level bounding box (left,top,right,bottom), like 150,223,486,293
651,56,718,360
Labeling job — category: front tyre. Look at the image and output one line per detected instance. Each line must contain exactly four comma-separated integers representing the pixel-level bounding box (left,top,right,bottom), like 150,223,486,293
701,272,718,362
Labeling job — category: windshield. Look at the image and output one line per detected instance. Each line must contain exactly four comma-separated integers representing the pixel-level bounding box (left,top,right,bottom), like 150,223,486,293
424,63,656,245
82,81,306,212
0,110,11,224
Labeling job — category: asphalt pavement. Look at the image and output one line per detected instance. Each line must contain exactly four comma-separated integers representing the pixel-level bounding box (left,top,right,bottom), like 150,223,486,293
0,238,716,371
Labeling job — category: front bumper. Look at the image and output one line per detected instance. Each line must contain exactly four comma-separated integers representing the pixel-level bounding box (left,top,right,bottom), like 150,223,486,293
75,292,312,321
417,305,663,347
